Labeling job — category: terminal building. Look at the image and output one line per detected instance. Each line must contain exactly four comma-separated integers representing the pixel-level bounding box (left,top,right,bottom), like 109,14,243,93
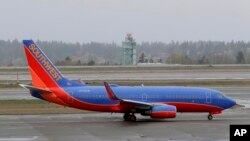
121,34,137,65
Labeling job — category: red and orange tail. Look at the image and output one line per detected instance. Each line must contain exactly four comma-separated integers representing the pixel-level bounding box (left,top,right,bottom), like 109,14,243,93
23,40,82,89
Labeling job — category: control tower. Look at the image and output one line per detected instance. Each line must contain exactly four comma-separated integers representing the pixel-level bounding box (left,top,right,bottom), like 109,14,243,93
121,34,137,65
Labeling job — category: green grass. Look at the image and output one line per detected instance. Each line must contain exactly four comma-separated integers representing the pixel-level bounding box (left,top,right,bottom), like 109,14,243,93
1,79,250,89
0,100,90,115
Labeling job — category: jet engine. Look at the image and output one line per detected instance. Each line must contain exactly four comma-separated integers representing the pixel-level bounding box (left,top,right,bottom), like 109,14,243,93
150,105,177,118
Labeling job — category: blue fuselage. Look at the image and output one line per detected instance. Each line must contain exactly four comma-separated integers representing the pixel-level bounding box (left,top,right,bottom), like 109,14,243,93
62,86,236,112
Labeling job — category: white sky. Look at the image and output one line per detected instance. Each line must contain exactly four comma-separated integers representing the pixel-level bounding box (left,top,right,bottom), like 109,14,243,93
0,0,250,43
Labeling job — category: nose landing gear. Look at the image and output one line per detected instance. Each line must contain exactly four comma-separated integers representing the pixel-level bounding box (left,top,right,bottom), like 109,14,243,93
207,113,213,120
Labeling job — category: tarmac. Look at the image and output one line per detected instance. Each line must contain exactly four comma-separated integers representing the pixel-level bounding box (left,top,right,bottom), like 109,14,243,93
1,66,250,140
0,109,249,141
0,87,249,141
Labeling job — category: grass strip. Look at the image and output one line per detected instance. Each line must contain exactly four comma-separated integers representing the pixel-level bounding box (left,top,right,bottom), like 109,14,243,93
0,100,90,115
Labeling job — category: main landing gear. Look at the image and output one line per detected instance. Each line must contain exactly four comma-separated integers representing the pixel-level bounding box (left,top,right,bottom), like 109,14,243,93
123,113,137,122
207,113,213,120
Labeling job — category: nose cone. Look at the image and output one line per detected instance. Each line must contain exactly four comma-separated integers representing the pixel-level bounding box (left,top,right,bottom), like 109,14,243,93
226,97,236,109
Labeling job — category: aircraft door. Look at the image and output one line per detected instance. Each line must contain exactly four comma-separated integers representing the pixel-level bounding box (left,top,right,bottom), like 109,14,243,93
206,91,211,104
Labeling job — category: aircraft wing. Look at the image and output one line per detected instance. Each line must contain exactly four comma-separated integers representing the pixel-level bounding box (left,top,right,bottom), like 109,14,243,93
121,99,152,106
104,82,154,109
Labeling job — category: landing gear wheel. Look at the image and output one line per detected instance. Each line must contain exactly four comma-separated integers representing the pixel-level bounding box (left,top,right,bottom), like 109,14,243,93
123,113,137,122
129,114,137,122
208,114,213,120
123,113,130,121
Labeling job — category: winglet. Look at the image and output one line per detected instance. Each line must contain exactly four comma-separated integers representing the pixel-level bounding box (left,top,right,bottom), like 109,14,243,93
104,82,119,100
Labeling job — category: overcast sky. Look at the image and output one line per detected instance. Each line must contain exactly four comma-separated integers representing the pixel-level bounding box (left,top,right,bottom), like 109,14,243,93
0,0,250,43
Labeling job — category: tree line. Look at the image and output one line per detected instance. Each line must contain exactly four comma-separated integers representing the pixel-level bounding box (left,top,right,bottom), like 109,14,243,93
0,39,249,66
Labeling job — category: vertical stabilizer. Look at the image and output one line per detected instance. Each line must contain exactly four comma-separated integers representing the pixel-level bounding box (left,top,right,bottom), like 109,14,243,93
23,40,82,88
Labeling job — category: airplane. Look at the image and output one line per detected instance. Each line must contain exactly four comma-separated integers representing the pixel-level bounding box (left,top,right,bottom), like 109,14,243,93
20,40,238,121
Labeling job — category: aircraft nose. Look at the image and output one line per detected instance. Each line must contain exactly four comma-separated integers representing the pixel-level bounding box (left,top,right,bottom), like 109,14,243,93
227,97,236,108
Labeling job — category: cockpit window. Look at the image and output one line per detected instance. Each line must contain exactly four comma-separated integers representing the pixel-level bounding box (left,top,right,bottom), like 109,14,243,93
218,93,226,98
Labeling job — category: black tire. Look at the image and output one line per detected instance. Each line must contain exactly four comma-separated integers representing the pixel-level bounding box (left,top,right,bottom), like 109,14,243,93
123,113,130,121
129,115,137,122
208,114,213,120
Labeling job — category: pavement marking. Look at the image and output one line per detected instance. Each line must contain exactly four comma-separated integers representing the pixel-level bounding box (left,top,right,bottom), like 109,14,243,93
0,136,38,141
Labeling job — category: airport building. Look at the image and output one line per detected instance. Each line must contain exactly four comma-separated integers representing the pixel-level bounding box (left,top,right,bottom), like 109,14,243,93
121,34,137,65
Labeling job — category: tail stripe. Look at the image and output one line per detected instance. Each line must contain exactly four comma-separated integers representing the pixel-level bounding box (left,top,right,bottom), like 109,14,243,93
24,46,59,88
24,41,63,82
23,40,117,111
23,40,82,87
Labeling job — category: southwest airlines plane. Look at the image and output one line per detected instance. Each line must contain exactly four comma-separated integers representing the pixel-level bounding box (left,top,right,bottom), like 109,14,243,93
20,40,237,121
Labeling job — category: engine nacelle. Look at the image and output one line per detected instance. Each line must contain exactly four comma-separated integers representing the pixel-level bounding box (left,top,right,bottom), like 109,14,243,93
150,105,176,119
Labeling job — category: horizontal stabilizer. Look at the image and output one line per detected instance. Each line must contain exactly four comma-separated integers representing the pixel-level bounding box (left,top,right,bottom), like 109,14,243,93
19,84,51,94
